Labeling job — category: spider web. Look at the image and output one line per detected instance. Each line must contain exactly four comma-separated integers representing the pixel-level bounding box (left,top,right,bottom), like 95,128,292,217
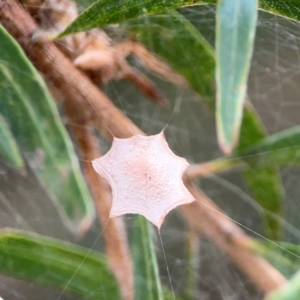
1,4,300,300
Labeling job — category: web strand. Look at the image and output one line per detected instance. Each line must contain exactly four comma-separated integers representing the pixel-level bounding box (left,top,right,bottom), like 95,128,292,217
56,219,110,300
158,230,176,300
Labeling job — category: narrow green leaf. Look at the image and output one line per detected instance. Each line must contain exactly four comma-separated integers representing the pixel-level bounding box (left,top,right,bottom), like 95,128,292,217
131,215,163,300
236,107,283,240
59,0,300,39
212,125,300,239
230,127,300,238
0,114,24,169
57,0,198,38
0,229,120,299
250,240,300,278
243,166,283,240
124,10,216,106
239,125,300,166
260,0,300,22
232,125,300,239
183,231,200,300
220,0,300,23
216,0,258,154
67,0,300,36
236,105,266,150
266,269,300,300
0,25,95,233
163,288,182,300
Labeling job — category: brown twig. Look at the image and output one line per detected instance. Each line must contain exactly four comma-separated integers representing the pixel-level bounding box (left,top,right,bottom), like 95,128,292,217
0,0,142,140
0,0,287,294
181,181,287,293
71,122,133,300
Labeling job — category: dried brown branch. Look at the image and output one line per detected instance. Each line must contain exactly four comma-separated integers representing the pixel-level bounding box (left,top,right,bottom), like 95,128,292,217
0,0,287,295
0,0,142,140
181,181,287,293
71,123,133,300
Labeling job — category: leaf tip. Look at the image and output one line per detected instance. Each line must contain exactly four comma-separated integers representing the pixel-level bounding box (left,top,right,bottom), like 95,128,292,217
220,142,234,155
217,113,242,155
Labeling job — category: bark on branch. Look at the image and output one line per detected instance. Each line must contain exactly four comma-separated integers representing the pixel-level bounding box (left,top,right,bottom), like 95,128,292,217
71,123,133,300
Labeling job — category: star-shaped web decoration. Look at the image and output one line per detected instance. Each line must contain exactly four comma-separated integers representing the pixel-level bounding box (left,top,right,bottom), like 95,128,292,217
92,132,194,228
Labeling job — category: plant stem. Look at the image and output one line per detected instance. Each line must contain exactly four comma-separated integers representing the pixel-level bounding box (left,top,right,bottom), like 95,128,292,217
71,123,133,300
0,0,142,140
186,157,245,180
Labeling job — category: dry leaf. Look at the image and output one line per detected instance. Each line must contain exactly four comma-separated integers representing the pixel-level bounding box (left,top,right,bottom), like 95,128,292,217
92,132,194,228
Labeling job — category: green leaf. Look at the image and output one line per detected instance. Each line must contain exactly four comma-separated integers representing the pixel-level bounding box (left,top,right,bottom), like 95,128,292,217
131,215,163,300
182,232,200,300
250,239,300,278
260,0,300,22
60,0,300,38
0,229,120,299
0,25,95,233
216,0,258,154
219,0,300,23
232,126,300,238
0,114,24,169
57,0,199,38
67,0,300,34
266,269,300,300
233,125,300,239
242,166,283,240
124,10,216,106
236,107,283,240
239,125,300,166
236,105,266,150
215,125,300,239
